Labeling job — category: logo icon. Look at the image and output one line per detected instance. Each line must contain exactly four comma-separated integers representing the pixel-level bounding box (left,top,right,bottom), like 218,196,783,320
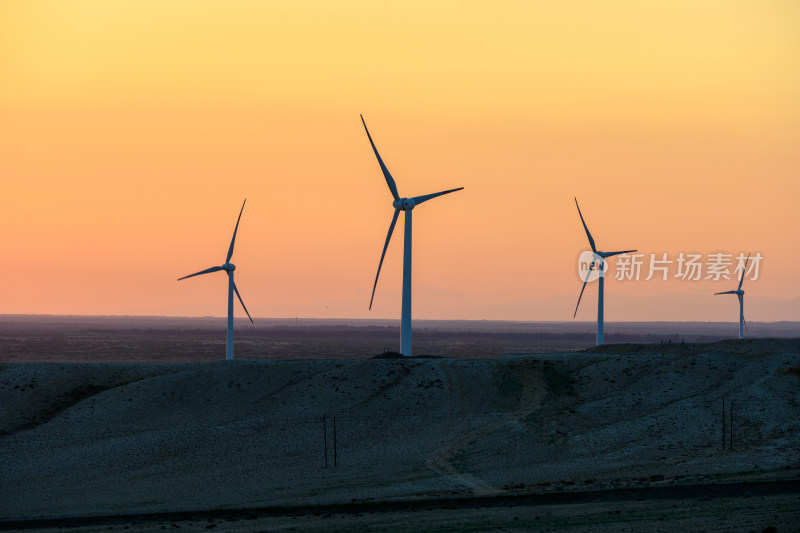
578,251,607,282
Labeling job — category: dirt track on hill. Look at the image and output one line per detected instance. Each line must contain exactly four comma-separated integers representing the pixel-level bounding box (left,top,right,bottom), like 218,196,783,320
425,359,546,495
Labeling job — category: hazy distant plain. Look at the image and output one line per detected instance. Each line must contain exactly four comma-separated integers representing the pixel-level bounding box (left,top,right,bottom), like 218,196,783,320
2,315,800,362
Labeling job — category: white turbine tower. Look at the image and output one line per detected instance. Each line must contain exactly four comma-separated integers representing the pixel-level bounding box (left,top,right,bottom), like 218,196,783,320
362,115,463,357
714,253,750,340
178,199,253,360
573,197,636,346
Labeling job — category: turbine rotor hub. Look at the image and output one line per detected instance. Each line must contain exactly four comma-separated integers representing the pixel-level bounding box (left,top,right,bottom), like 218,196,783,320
393,198,415,210
223,263,236,272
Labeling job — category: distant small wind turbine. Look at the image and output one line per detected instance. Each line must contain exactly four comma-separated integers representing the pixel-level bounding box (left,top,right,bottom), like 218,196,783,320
361,115,463,357
573,197,636,346
178,200,253,360
714,253,750,340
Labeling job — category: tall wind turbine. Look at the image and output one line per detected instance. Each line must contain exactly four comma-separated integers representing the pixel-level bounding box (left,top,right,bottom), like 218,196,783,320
714,253,750,340
573,197,636,346
361,115,463,357
178,199,253,360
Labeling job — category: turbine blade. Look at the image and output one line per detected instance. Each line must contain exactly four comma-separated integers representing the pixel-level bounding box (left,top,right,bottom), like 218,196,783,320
178,265,224,281
714,290,738,295
369,208,401,310
361,115,400,201
737,253,750,291
232,279,253,323
739,293,747,331
410,187,464,206
603,249,637,258
573,259,596,318
226,199,246,263
574,197,597,253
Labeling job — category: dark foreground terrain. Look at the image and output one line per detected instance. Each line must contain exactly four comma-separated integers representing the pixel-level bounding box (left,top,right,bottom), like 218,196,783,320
4,481,800,532
1,334,799,531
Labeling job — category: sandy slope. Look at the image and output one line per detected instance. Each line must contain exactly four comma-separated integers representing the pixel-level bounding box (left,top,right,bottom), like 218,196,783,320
1,339,798,521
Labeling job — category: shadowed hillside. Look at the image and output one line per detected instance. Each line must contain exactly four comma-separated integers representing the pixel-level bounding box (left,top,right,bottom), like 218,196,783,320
1,339,798,527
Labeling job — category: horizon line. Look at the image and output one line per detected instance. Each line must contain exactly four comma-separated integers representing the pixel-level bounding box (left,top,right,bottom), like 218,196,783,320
1,313,799,325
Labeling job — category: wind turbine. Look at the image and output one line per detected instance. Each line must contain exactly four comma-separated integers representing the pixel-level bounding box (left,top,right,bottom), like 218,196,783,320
361,115,463,357
178,199,253,360
714,254,750,340
573,197,636,346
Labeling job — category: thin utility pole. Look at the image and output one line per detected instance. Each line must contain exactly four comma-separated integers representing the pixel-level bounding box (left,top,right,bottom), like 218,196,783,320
323,414,328,468
722,396,725,450
333,416,338,467
729,400,734,451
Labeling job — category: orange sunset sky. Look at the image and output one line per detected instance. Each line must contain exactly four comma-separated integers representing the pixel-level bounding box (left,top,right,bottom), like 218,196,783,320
1,1,798,322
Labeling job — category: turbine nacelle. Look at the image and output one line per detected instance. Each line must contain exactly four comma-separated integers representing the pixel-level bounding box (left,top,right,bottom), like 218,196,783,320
393,198,416,210
586,251,606,266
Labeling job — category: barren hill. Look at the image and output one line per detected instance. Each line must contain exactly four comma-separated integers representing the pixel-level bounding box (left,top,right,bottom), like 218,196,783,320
1,339,798,523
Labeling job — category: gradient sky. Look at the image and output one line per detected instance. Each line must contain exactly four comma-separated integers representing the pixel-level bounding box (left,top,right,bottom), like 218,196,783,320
1,0,798,322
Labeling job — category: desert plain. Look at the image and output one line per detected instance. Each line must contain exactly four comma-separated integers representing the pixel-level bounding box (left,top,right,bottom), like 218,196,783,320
1,317,799,532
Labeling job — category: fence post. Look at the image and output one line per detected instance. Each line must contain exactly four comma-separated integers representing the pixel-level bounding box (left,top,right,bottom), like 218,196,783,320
333,416,338,468
722,396,725,451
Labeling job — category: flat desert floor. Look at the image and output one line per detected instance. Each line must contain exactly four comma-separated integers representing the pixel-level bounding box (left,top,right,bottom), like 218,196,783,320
1,337,799,531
